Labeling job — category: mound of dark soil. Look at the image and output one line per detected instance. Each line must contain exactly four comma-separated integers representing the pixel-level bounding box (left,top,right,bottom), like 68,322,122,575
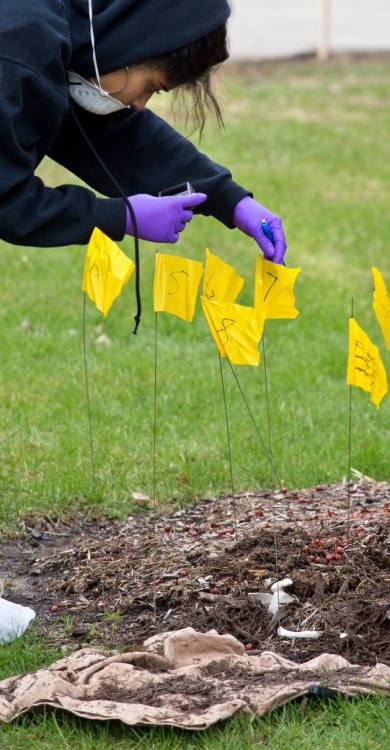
1,480,389,665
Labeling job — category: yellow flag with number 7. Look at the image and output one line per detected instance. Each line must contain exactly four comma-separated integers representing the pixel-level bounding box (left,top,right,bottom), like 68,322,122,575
254,257,301,320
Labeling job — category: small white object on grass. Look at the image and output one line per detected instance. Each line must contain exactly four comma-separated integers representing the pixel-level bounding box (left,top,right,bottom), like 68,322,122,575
95,334,113,347
131,492,151,502
0,598,36,644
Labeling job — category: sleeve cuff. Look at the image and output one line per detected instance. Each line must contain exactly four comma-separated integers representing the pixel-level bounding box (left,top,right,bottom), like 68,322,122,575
94,198,127,241
199,178,253,228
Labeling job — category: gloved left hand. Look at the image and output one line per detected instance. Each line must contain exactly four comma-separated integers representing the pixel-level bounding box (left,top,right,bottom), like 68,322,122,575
125,193,207,244
233,196,287,265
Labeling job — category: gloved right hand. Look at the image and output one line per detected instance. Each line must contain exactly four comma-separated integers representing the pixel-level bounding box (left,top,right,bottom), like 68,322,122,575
125,193,207,243
233,196,287,265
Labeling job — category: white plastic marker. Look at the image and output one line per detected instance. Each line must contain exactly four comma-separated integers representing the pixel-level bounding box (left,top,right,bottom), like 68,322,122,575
278,626,323,640
249,578,322,638
269,589,297,616
271,578,293,592
271,579,323,638
0,598,36,644
248,578,298,616
269,578,297,616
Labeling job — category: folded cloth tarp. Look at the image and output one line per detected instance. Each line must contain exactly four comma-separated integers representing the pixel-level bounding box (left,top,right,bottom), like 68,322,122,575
0,628,389,730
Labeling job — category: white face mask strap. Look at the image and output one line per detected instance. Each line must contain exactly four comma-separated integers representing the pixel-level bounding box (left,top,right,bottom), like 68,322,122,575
87,0,102,88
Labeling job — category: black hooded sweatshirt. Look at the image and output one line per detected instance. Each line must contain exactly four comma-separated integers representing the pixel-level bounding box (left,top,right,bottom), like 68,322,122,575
0,0,249,248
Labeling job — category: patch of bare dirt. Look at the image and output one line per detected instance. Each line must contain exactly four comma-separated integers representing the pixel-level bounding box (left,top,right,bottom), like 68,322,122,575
1,479,389,665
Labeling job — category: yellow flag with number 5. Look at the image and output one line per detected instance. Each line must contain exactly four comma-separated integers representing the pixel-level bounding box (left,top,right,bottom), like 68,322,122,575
154,252,204,321
254,257,301,320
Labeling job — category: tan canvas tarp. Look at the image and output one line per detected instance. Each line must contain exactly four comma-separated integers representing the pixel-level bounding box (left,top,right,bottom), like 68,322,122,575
1,628,389,730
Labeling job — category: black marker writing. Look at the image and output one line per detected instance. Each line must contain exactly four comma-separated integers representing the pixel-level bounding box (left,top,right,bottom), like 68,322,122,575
205,272,216,300
88,257,111,280
216,318,236,345
354,340,377,386
264,271,278,301
168,270,189,296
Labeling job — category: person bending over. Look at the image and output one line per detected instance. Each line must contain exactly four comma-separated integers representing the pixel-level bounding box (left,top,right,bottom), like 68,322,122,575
0,0,287,264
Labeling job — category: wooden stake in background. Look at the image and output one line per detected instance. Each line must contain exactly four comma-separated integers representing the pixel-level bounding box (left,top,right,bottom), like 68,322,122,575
318,0,332,61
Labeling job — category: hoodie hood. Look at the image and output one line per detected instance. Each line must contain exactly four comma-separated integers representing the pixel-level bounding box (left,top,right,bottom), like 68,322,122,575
68,0,231,78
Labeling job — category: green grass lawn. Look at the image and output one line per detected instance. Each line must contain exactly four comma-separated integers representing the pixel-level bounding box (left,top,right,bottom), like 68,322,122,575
1,58,390,748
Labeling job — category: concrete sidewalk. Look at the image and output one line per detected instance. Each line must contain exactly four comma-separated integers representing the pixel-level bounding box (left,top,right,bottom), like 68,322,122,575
229,0,390,60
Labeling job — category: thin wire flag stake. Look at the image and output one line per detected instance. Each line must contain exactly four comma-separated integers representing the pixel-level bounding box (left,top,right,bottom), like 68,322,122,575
260,333,281,613
82,293,97,488
347,298,354,538
218,354,238,542
152,309,159,627
152,250,204,623
222,352,281,600
224,355,282,489
345,298,354,684
81,227,135,493
261,334,273,459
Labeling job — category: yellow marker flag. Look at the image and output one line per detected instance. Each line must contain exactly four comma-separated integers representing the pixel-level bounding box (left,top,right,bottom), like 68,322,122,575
254,257,301,320
372,266,390,350
202,297,265,366
347,318,388,407
82,228,134,317
203,248,245,303
153,252,204,321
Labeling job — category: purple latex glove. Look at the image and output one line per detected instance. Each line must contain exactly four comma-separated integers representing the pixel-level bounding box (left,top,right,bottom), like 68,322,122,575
125,193,207,243
233,196,287,264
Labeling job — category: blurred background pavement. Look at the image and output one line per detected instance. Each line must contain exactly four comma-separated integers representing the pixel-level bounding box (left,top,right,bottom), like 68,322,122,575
229,0,390,60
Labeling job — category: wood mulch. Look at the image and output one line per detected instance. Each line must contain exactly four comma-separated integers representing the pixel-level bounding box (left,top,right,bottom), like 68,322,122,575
1,478,389,665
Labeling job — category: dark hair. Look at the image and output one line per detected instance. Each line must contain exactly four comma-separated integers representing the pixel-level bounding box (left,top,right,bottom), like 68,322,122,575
152,24,229,133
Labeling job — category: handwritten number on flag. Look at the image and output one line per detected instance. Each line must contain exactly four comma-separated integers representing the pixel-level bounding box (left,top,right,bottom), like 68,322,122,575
216,318,236,345
82,228,134,317
168,270,189,296
153,253,203,321
254,257,301,320
263,271,278,302
347,318,388,407
203,249,244,304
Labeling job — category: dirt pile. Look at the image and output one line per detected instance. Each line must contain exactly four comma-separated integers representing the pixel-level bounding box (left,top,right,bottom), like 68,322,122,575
2,479,389,665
